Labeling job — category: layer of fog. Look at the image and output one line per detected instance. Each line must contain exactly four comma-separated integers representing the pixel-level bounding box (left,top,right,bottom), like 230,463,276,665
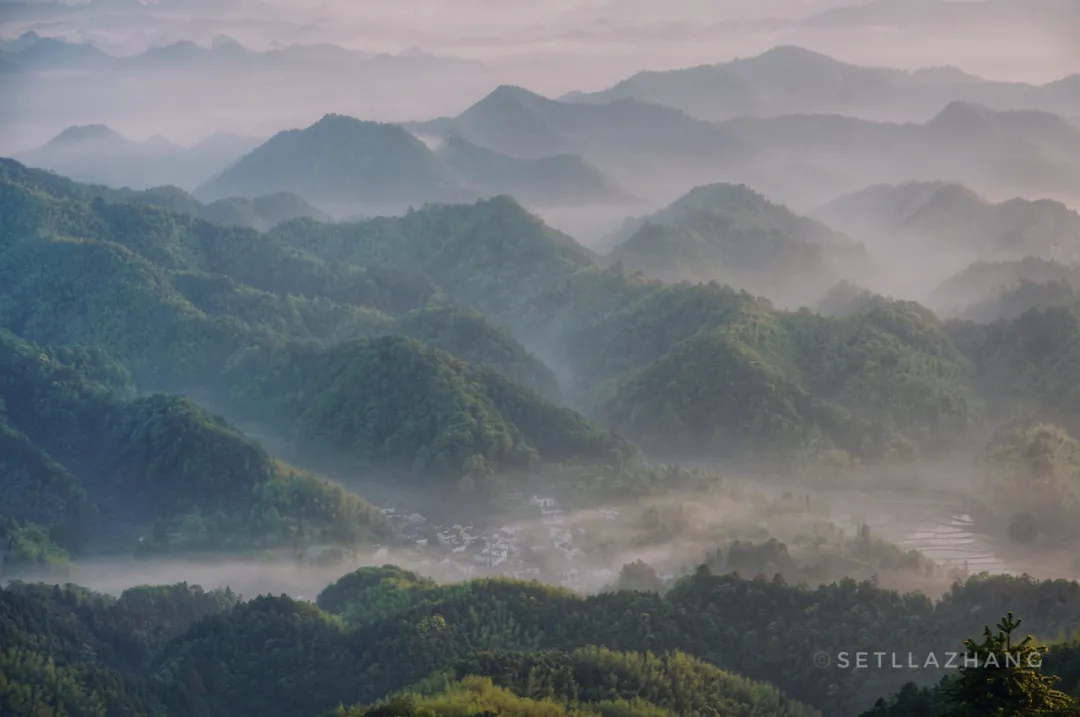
8,473,1077,604
6,0,1076,85
2,0,1077,153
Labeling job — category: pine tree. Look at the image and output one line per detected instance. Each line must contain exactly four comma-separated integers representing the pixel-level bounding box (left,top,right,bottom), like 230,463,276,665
946,612,1077,716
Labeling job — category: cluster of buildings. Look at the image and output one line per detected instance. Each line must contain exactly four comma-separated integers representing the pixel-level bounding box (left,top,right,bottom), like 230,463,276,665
377,495,620,591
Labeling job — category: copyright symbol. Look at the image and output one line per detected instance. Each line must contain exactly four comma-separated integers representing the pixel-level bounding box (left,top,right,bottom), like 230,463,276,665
813,651,831,669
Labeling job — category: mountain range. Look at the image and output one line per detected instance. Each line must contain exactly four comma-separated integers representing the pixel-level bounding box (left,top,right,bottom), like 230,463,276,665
195,113,630,210
606,183,866,305
563,46,1080,122
816,181,1080,262
14,124,262,190
410,85,1080,209
0,32,489,76
406,84,754,202
813,180,1080,299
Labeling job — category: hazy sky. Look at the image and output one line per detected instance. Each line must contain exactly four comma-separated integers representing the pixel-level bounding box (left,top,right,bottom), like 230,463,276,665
6,0,1078,87
1,0,1077,152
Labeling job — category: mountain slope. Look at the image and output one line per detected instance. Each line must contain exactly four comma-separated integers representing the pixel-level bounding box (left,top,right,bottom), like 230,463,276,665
815,181,1080,270
222,335,632,482
608,183,866,304
14,125,261,190
408,85,754,196
932,257,1080,320
0,330,387,557
272,194,599,321
717,103,1080,208
196,114,473,205
0,160,621,486
436,134,629,205
195,113,630,210
566,45,1080,122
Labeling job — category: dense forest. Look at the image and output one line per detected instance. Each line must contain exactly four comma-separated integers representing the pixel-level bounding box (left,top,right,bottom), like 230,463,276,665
4,152,1080,717
3,568,1080,717
0,329,389,563
607,183,866,305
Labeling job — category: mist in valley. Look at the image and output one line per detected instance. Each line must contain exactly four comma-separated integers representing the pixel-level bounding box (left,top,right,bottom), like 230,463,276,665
5,3,1080,716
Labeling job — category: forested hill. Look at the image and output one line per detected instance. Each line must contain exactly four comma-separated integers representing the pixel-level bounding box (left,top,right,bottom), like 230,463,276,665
0,156,326,231
0,158,636,503
606,182,867,304
3,567,1079,717
0,330,388,562
194,113,628,208
8,157,1080,479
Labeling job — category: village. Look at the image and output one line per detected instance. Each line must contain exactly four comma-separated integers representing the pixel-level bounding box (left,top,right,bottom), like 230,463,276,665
374,495,624,591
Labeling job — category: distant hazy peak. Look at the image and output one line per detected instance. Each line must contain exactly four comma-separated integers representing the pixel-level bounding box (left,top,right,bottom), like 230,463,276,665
47,124,126,146
143,134,181,150
677,182,768,204
476,84,550,108
306,113,410,135
211,35,243,49
927,100,996,130
818,180,988,214
909,66,986,84
734,44,847,67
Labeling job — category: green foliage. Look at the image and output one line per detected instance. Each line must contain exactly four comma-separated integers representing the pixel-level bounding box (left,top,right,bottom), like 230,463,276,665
614,560,664,593
609,183,864,301
2,568,1080,717
0,517,70,570
0,330,386,553
434,647,821,717
1,158,621,489
196,114,473,204
143,569,1080,717
222,335,630,483
560,279,976,464
945,613,1076,716
952,308,1080,433
0,580,239,716
273,195,597,321
317,565,439,627
389,306,560,398
984,423,1080,534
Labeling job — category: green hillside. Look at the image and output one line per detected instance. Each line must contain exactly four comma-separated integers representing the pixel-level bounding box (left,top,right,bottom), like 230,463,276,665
607,184,865,302
222,335,630,483
16,567,1068,717
342,648,823,717
196,114,475,204
0,330,387,559
0,160,620,499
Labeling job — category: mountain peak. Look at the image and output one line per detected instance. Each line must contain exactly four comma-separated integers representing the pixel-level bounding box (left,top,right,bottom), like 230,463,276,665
47,124,126,146
307,113,403,136
927,101,996,132
744,45,843,67
478,85,548,108
211,35,243,50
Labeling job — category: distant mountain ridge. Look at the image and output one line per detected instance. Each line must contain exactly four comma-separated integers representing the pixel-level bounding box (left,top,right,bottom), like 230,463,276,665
932,257,1080,321
607,183,866,305
409,87,1080,209
0,32,488,75
196,113,629,209
14,124,262,190
405,84,754,202
564,45,1080,122
815,180,1080,265
813,180,1080,299
714,101,1080,207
